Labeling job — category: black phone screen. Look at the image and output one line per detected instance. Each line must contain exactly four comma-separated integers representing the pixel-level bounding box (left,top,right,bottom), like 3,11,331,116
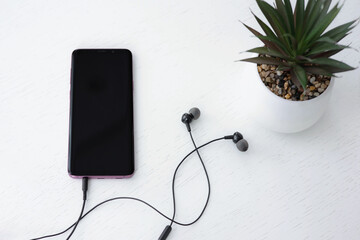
68,49,134,177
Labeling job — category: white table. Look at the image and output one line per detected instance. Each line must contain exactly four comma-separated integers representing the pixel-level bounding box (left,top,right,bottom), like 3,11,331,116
1,0,359,239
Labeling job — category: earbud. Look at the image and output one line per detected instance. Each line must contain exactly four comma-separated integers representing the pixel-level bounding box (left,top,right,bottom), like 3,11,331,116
236,139,249,152
181,108,248,151
224,132,249,152
181,107,201,132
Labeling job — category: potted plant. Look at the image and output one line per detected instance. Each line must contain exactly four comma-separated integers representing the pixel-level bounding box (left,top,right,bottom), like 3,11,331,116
240,0,357,133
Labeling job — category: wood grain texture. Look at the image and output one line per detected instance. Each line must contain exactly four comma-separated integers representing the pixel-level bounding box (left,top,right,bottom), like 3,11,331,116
0,0,359,239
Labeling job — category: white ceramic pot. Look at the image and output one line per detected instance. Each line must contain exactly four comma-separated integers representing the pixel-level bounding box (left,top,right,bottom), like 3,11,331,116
245,65,334,133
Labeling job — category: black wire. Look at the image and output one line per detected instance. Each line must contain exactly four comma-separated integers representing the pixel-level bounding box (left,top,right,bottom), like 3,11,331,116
184,131,212,225
30,226,71,240
65,177,88,239
31,179,89,240
66,199,86,239
31,136,224,240
170,132,213,226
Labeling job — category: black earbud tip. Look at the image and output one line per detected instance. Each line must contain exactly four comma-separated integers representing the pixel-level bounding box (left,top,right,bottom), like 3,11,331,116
181,113,190,123
189,107,201,120
232,132,243,143
236,139,248,152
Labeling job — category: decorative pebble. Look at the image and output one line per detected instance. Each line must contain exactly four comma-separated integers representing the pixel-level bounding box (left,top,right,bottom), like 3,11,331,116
310,77,316,84
261,64,269,70
278,80,285,88
284,81,288,90
258,63,331,101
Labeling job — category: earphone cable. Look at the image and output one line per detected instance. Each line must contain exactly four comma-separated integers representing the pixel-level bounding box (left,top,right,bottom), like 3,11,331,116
30,137,224,240
170,131,212,226
65,199,86,239
65,177,88,239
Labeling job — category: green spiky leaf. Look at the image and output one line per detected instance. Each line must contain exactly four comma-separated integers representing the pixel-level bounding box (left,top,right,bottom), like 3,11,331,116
322,19,358,41
305,3,342,46
246,47,286,59
283,0,295,35
294,0,305,39
310,58,356,72
310,49,343,58
277,64,291,71
256,0,292,51
240,0,357,92
242,23,280,50
292,64,307,90
251,12,277,39
307,43,348,56
304,67,335,76
240,57,286,66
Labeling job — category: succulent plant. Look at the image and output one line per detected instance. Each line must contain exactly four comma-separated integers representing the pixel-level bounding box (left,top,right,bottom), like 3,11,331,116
241,0,357,91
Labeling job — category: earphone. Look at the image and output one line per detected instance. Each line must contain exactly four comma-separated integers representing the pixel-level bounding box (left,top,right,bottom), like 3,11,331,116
31,107,248,240
225,132,249,152
181,107,201,131
182,107,248,151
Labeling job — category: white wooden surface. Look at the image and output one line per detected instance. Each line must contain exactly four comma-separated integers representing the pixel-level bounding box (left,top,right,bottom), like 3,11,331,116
1,0,360,239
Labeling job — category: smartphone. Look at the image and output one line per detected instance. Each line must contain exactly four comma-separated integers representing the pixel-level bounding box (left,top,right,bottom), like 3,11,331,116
68,49,134,178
